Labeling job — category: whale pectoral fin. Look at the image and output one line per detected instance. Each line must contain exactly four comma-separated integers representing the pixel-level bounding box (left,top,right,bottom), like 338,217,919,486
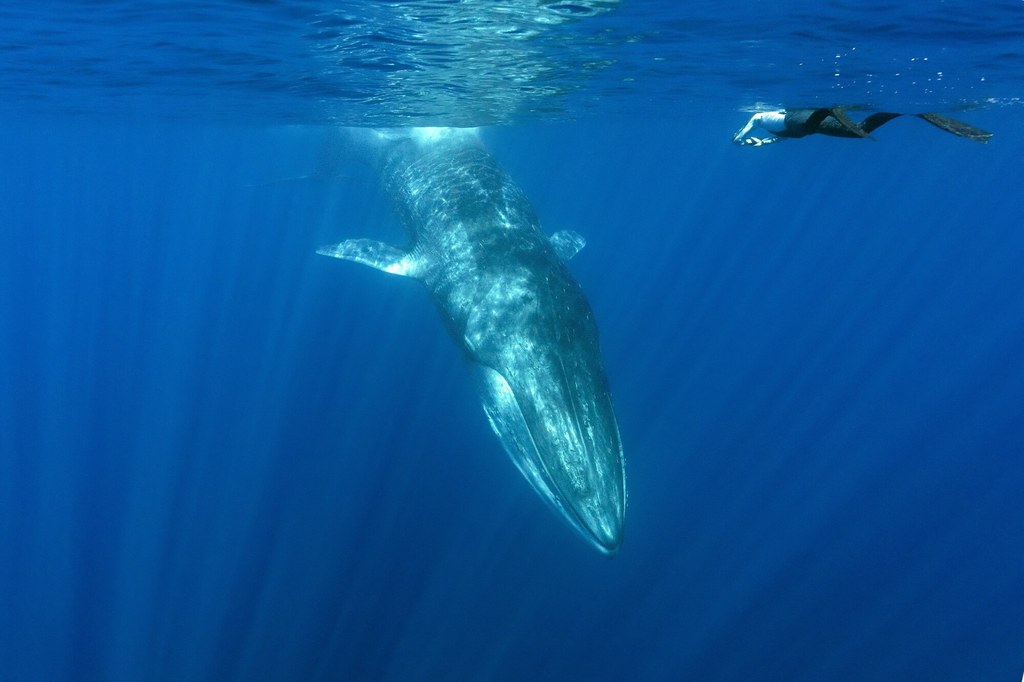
317,239,419,277
549,230,586,261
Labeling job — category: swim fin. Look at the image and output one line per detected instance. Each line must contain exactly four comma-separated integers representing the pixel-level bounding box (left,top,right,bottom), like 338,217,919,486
915,112,993,143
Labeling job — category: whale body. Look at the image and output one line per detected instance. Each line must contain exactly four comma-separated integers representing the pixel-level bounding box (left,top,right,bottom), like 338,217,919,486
318,127,626,555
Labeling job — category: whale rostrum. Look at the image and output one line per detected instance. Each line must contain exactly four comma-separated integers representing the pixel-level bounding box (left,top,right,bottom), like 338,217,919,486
318,127,626,555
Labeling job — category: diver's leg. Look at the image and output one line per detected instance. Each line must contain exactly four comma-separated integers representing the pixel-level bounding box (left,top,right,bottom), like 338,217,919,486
860,112,903,134
829,108,870,137
798,108,867,138
798,108,833,134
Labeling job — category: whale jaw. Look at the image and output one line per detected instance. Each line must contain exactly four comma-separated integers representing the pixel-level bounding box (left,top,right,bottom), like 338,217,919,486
476,356,626,556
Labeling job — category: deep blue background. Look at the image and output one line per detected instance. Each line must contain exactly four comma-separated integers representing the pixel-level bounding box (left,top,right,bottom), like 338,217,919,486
1,112,1021,680
2,0,1024,677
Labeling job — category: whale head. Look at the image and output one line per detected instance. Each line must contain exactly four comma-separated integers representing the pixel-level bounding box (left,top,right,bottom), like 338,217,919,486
476,355,625,555
471,298,626,555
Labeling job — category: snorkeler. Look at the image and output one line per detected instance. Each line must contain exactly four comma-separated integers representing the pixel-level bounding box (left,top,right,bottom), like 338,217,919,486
732,107,993,146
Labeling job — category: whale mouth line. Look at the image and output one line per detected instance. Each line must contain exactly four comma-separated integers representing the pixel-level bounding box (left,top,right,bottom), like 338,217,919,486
500,369,620,555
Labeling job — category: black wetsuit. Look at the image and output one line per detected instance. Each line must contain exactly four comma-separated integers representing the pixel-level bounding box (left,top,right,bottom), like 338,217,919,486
778,108,901,138
778,108,992,142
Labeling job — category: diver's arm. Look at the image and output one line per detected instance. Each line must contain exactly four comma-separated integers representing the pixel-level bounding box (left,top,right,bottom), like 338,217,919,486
732,111,787,146
732,115,758,144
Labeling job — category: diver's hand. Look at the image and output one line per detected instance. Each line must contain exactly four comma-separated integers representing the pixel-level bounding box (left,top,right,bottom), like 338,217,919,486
734,135,781,147
733,136,764,146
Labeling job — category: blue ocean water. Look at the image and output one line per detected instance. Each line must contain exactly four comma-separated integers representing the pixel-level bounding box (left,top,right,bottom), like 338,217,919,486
1,2,1023,680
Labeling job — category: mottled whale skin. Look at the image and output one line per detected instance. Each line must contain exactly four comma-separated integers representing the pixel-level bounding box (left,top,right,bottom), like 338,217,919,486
318,127,625,555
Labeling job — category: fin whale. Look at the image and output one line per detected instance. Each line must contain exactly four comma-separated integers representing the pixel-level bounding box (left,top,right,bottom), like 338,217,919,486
318,127,626,555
